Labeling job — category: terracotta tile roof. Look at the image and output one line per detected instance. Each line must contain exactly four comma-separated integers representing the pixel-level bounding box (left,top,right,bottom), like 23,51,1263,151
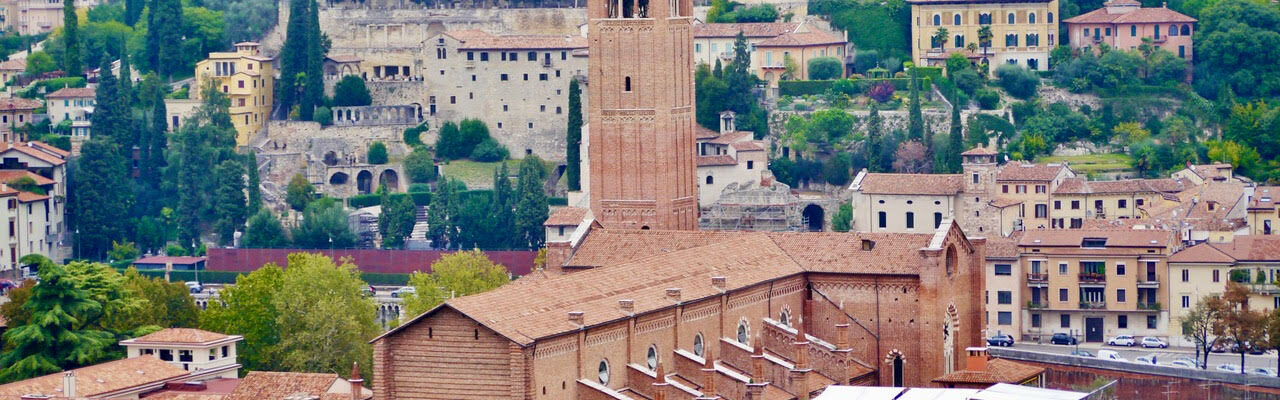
708,131,751,145
961,146,997,156
145,393,229,400
768,232,934,275
122,328,234,345
1211,236,1280,262
45,87,95,99
1143,182,1246,231
1186,163,1233,180
1250,186,1279,210
731,141,765,152
985,231,1022,259
1019,228,1173,248
755,30,845,47
989,197,1022,208
224,372,367,400
0,142,68,166
692,22,798,38
448,29,587,50
565,230,743,268
858,173,964,195
934,358,1044,384
1063,5,1196,24
696,125,720,140
544,206,589,226
1052,178,1186,195
1169,242,1236,263
0,356,188,397
16,191,48,202
0,170,53,186
0,59,24,71
996,162,1070,182
0,97,41,111
697,155,737,167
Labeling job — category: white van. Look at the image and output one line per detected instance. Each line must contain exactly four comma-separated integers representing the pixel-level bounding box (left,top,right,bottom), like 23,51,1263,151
1097,349,1128,362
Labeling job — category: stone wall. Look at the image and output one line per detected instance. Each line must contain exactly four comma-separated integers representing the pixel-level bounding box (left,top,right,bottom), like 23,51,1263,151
257,121,425,201
769,108,1008,152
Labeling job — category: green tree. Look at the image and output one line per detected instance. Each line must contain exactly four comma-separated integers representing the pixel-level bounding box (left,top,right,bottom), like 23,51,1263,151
809,108,856,143
91,56,131,145
866,102,890,173
125,0,144,25
107,268,199,331
942,102,964,173
201,263,285,372
291,198,356,249
0,262,115,382
402,123,427,147
74,137,133,260
435,121,465,160
978,25,993,55
277,0,310,112
273,253,377,374
62,0,81,76
404,250,510,317
245,152,262,211
514,157,548,248
299,0,324,121
995,64,1040,99
403,147,436,183
24,51,56,75
107,241,139,263
378,190,416,248
367,141,388,164
146,0,183,76
823,153,851,185
487,163,515,249
332,75,371,106
1217,282,1267,373
243,208,290,248
807,57,843,80
285,173,315,211
427,178,460,248
0,280,36,339
1182,295,1225,369
213,159,248,245
1196,0,1280,99
908,66,924,141
140,90,168,192
832,203,853,232
566,78,583,191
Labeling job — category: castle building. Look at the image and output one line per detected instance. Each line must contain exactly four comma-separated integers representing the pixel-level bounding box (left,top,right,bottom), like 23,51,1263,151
585,0,699,230
1063,0,1196,60
907,0,1058,70
193,42,275,146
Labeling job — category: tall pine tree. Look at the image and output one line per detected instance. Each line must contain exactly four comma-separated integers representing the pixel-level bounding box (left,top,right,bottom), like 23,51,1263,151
90,57,130,146
147,0,183,77
125,0,144,25
245,152,262,211
944,100,964,173
0,262,114,382
867,102,884,173
213,159,247,245
278,0,310,116
565,79,582,191
118,51,133,106
908,67,924,142
300,0,324,121
489,163,514,249
514,157,548,249
62,0,81,76
73,138,133,259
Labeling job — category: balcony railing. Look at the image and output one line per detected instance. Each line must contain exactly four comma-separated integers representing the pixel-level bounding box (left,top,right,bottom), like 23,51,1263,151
1079,272,1106,284
1249,284,1280,295
1080,301,1107,310
1138,302,1162,311
1027,273,1048,284
1137,277,1160,288
1027,301,1047,310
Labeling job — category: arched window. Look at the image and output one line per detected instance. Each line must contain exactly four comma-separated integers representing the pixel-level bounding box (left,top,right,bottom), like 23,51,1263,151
1029,13,1036,24
1131,25,1137,37
598,359,611,385
1180,25,1190,35
624,76,632,92
954,35,964,48
933,14,941,26
1169,24,1178,36
779,308,792,327
693,333,705,357
737,319,750,344
1047,12,1054,23
979,13,991,25
953,14,961,25
1007,13,1015,24
892,355,905,387
646,345,659,370
706,175,714,184
946,245,958,276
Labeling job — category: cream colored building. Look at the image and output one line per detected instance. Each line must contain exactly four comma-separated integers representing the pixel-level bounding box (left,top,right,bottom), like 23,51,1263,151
907,0,1059,70
120,328,243,378
692,21,847,87
696,113,768,206
1247,186,1278,235
193,42,274,146
0,142,69,278
1017,229,1173,343
44,87,94,126
1171,162,1236,186
162,99,202,133
1140,181,1249,243
851,171,965,234
985,232,1022,339
992,162,1075,234
1048,177,1186,228
1168,237,1280,347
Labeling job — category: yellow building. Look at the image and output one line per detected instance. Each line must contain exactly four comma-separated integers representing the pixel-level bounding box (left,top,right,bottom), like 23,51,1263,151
907,0,1059,71
753,29,846,87
1248,186,1279,235
1168,237,1280,347
194,42,274,146
1049,177,1186,228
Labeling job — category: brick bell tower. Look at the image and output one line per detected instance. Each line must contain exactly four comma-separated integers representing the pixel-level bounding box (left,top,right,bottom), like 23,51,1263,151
587,0,698,230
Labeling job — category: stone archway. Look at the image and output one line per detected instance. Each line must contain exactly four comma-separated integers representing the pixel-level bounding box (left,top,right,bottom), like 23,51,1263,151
357,170,374,194
329,172,350,185
324,151,340,166
379,169,400,192
802,204,824,232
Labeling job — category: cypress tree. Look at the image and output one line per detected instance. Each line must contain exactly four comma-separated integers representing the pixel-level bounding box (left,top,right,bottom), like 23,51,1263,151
144,0,159,70
908,67,924,141
118,50,133,106
245,152,262,211
278,0,310,115
300,0,323,121
213,159,247,245
489,163,514,248
73,137,133,259
866,102,883,173
62,0,81,76
946,101,964,173
514,157,548,249
125,0,143,25
91,56,127,144
157,0,184,77
565,79,582,191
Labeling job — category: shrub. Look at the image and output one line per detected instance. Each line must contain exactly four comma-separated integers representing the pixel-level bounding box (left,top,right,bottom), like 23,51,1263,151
951,69,982,95
975,88,1000,110
995,64,1040,99
314,106,332,126
807,57,843,80
367,141,388,164
332,75,372,107
469,138,509,162
402,123,427,147
866,81,895,103
404,148,436,183
832,79,859,97
408,183,431,193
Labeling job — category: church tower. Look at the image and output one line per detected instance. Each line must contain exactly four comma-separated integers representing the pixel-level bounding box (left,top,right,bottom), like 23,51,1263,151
586,0,698,230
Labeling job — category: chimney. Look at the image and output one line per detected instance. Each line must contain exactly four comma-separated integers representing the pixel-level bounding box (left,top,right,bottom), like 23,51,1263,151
966,347,990,372
63,371,75,398
793,319,809,370
567,311,584,327
835,323,850,349
701,346,717,396
665,288,681,303
711,276,726,291
618,299,635,315
750,333,765,379
652,363,669,400
348,362,363,400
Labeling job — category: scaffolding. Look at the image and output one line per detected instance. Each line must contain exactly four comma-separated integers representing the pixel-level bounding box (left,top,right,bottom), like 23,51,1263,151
699,182,806,232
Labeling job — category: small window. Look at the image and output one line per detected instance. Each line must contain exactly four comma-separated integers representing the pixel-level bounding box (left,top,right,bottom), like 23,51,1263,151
1213,270,1220,282
746,160,754,170
737,320,749,344
1147,315,1157,329
779,308,791,327
1059,263,1068,275
1071,200,1080,209
1118,315,1128,329
1060,314,1070,328
1008,13,1015,24
995,264,1012,276
998,311,1012,325
1117,264,1126,275
878,211,887,228
598,360,611,385
706,175,713,184
1117,289,1126,303
906,212,915,229
1182,269,1189,282
624,76,632,92
1119,199,1128,209
997,291,1012,304
1059,288,1068,302
1182,295,1190,308
501,74,509,81
1031,314,1041,328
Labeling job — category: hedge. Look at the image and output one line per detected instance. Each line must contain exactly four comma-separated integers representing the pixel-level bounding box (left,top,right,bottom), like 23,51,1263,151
912,66,943,83
780,77,933,97
348,192,432,208
362,272,411,286
120,269,243,284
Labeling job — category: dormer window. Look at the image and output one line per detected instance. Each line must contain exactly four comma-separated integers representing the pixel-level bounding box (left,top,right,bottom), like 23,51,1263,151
1082,238,1108,248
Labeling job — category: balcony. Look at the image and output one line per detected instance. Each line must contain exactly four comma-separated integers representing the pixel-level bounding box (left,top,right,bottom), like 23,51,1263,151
1138,302,1162,311
1137,277,1160,289
1249,284,1280,295
1027,273,1048,287
1078,272,1106,286
1080,301,1107,310
1027,300,1048,310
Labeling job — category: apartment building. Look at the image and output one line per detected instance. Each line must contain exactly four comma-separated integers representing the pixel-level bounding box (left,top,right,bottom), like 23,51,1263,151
849,147,1000,235
193,42,274,146
992,162,1075,234
0,98,41,144
908,0,1059,70
0,0,97,36
1049,177,1186,228
120,328,243,377
1063,0,1196,60
1248,186,1279,236
1167,237,1280,346
1017,229,1174,344
985,232,1023,339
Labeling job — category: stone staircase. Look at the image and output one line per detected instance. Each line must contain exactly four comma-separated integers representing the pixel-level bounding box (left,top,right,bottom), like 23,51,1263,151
406,206,431,249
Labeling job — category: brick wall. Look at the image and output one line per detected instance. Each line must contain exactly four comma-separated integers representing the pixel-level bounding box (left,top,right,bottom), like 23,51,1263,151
378,307,516,399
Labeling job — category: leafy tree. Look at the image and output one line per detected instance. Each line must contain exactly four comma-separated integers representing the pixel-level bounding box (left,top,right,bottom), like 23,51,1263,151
814,0,910,60
277,0,310,113
291,198,356,249
378,189,416,248
108,268,199,331
107,241,139,263
367,141,388,164
91,56,132,146
6,177,45,195
1196,0,1280,99
832,203,852,232
272,253,377,375
435,121,465,159
332,75,371,107
1224,101,1280,160
995,64,1040,99
487,163,515,249
74,137,133,260
930,27,949,50
808,109,856,143
469,138,508,162
402,123,427,147
1182,295,1225,369
975,88,1000,110
514,157,548,249
403,148,436,183
62,0,81,76
140,90,168,192
941,102,964,173
243,208,290,248
908,66,924,141
213,159,248,245
892,140,932,173
866,81,894,103
125,0,144,25
24,51,56,75
807,57,842,80
0,262,115,383
566,78,582,191
1216,282,1266,373
978,25,993,54
201,263,285,372
866,102,892,173
285,173,315,211
146,0,184,76
404,250,510,317
299,0,324,121
823,153,851,185
207,0,278,43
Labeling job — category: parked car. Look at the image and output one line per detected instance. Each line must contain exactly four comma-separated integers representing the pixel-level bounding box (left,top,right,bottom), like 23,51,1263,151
391,286,416,298
1097,350,1128,362
1135,356,1158,365
1174,357,1202,368
185,281,203,294
1250,368,1278,377
1212,341,1230,353
1169,359,1198,369
1107,335,1136,347
1051,333,1078,345
1218,364,1243,373
987,334,1015,347
1141,337,1169,348
1071,350,1094,358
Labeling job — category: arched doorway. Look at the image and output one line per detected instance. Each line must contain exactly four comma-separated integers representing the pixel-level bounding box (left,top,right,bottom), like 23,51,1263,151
356,170,374,194
379,169,400,192
329,172,349,185
802,204,824,232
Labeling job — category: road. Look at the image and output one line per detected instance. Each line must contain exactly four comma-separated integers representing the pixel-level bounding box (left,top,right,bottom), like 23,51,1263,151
1008,341,1280,372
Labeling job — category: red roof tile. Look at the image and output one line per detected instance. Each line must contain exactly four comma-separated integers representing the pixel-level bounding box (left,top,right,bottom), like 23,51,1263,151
0,142,68,166
961,146,997,156
224,371,369,400
1019,228,1174,248
1169,242,1235,263
996,162,1070,182
708,131,751,145
1250,186,1279,210
0,356,188,397
0,98,41,111
122,328,237,345
934,358,1043,385
858,173,964,195
544,206,589,226
1064,5,1196,24
0,170,54,186
756,30,845,47
985,232,1022,259
45,87,95,99
731,141,765,152
0,59,24,71
697,155,737,167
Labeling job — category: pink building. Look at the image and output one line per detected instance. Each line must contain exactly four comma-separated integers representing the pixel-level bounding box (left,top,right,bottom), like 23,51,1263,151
1063,0,1196,60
